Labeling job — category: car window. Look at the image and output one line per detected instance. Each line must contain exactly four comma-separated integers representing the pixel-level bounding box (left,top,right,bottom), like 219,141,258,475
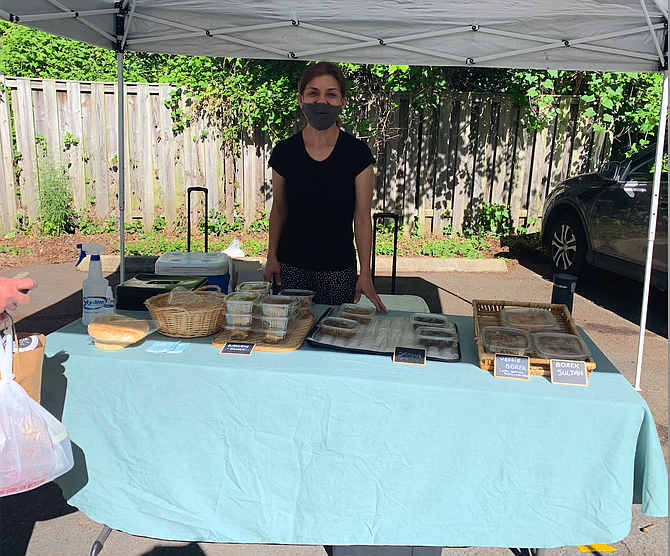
627,157,655,182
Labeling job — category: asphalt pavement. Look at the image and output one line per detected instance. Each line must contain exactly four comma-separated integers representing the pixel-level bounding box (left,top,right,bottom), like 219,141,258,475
0,258,667,556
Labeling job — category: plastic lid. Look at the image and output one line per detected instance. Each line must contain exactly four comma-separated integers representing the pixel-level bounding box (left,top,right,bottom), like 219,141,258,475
415,326,458,341
236,281,272,293
410,313,450,327
533,332,591,360
500,307,559,331
225,291,264,302
338,303,376,316
262,295,301,306
155,251,229,274
279,289,315,298
480,326,533,354
319,316,361,331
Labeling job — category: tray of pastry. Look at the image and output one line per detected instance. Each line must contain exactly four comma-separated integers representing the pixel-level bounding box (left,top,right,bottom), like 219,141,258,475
473,299,596,375
306,308,461,363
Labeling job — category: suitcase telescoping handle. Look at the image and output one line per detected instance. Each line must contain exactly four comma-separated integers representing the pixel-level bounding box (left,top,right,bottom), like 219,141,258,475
372,212,399,295
187,187,208,253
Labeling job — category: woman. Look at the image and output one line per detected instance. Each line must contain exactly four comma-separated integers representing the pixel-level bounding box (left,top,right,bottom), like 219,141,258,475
263,62,387,312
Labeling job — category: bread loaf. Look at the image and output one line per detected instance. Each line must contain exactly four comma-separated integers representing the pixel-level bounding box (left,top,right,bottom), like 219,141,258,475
88,315,150,350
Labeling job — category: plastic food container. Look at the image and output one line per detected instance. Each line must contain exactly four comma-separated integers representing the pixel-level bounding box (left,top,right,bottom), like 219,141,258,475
480,326,533,355
225,291,264,314
319,316,360,339
261,296,301,318
278,289,315,308
224,325,253,340
338,303,376,324
500,306,559,331
224,313,255,328
411,313,451,329
259,314,297,332
235,281,272,294
415,326,458,347
533,332,591,360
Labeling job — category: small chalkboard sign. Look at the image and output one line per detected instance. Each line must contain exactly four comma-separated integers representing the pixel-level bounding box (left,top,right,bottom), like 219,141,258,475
550,360,588,386
220,342,255,355
494,354,530,380
393,346,426,366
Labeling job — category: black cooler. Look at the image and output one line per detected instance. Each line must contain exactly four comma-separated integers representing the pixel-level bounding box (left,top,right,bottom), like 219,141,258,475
116,274,208,311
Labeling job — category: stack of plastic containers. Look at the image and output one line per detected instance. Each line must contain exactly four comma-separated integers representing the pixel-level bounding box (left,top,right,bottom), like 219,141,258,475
224,282,305,343
410,312,459,349
333,303,376,325
224,291,264,339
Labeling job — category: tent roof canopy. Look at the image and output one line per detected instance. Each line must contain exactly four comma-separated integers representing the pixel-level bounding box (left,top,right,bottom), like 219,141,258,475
1,0,667,72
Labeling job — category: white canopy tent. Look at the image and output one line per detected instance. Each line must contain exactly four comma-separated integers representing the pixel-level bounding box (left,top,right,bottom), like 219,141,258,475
1,0,667,389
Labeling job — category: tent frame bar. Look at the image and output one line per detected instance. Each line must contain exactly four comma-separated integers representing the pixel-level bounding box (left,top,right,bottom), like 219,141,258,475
639,0,667,62
634,70,668,391
117,8,126,283
11,9,117,22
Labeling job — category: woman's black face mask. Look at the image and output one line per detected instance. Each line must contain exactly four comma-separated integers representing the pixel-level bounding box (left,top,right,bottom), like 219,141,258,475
301,102,342,131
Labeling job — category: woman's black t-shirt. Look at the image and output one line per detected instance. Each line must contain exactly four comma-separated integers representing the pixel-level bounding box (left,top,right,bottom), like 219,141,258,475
269,130,375,270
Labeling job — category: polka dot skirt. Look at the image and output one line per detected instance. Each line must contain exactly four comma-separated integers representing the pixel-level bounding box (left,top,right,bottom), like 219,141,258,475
278,263,358,306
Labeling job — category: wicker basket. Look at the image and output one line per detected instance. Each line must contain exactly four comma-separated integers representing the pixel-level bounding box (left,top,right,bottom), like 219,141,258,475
473,299,596,376
145,285,226,338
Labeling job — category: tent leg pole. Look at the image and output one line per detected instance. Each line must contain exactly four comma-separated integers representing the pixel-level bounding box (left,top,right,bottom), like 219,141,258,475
117,50,126,284
634,71,668,391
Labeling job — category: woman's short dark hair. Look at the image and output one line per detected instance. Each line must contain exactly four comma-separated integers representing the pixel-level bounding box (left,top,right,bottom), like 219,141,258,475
298,62,346,98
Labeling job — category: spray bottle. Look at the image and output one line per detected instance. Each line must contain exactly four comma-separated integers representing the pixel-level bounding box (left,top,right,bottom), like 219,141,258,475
76,243,109,326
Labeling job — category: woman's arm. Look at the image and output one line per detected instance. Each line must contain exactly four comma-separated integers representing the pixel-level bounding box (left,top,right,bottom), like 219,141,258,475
263,169,288,286
353,165,387,312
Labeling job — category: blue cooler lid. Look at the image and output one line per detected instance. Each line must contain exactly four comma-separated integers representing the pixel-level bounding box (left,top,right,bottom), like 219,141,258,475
155,252,229,275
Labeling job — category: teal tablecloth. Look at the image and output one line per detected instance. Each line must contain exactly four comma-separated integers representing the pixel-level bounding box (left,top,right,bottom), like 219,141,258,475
41,308,668,548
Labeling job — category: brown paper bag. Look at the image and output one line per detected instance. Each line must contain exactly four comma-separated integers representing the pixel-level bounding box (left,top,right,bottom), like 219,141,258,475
0,333,46,404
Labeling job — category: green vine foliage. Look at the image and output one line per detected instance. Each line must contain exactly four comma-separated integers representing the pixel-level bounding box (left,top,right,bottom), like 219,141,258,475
0,21,663,158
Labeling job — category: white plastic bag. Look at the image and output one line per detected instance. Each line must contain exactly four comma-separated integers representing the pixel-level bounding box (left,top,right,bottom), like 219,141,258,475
0,322,74,496
223,239,245,258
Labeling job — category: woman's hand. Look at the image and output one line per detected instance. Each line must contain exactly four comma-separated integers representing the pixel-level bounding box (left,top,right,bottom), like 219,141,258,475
263,258,282,288
354,274,387,313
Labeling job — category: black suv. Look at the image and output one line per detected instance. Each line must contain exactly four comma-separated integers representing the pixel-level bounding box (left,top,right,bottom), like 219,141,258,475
541,145,668,290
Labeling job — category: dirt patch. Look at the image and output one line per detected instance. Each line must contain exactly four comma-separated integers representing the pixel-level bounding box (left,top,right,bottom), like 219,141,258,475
0,231,548,269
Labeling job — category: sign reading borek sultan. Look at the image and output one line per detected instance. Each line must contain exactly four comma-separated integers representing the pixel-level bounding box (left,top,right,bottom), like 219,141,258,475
550,360,588,386
494,354,530,380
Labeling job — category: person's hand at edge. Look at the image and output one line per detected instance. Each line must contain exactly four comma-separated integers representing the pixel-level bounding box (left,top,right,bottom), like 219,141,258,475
0,276,37,326
263,258,282,288
354,274,387,313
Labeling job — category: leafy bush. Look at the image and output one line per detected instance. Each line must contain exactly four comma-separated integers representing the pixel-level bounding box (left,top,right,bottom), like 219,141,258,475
465,202,513,238
249,211,269,233
153,216,166,232
76,212,104,235
35,157,77,236
199,209,244,236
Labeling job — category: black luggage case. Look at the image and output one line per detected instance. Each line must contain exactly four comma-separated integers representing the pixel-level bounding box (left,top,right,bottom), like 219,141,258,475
371,212,399,294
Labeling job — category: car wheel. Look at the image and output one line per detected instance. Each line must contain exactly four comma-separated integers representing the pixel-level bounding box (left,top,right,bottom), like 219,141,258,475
548,214,586,275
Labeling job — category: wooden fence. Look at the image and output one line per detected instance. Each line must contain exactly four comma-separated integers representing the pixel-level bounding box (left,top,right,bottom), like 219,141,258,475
0,76,612,235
